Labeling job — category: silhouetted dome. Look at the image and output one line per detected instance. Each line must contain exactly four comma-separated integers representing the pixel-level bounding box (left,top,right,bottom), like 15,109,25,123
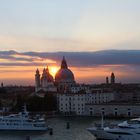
55,57,75,82
55,68,74,82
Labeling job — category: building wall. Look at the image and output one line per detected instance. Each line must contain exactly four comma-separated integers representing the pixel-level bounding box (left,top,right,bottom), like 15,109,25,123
85,92,114,104
58,91,115,115
85,104,140,117
114,92,140,102
58,94,86,115
70,86,89,93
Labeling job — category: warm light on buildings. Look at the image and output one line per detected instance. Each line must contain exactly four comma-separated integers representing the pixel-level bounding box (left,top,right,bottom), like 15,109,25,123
49,66,59,78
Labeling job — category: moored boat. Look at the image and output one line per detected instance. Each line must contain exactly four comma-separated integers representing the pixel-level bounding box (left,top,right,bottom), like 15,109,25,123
0,105,49,131
87,117,140,140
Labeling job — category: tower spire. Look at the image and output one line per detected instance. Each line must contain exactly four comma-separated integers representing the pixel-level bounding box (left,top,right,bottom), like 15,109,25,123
35,68,41,92
111,72,115,84
46,65,49,72
106,76,109,84
61,56,68,69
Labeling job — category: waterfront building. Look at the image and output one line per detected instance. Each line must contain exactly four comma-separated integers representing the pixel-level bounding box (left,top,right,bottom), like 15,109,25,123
58,87,115,115
85,88,115,104
114,91,140,102
58,93,86,115
85,103,140,117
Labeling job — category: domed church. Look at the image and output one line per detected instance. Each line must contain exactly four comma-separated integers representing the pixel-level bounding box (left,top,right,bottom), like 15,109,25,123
55,56,76,91
35,57,75,93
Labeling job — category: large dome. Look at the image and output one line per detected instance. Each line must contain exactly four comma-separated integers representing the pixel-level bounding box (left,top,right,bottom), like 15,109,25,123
55,68,74,82
55,57,75,82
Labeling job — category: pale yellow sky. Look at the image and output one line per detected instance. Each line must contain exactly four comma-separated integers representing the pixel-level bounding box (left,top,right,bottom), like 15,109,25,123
0,0,140,52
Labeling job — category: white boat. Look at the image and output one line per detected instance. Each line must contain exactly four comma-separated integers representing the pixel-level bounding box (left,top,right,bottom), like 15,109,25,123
0,105,48,131
87,116,140,140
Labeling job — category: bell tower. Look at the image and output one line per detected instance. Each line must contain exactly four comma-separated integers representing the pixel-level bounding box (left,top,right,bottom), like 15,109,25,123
111,72,115,84
35,69,40,92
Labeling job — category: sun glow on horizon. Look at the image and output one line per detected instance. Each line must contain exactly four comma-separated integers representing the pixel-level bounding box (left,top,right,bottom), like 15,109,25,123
49,66,59,78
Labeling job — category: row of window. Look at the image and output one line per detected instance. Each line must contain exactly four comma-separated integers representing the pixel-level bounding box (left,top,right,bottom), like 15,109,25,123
90,108,132,110
60,107,84,111
89,111,132,116
60,103,84,106
60,98,85,101
60,96,112,100
0,123,32,126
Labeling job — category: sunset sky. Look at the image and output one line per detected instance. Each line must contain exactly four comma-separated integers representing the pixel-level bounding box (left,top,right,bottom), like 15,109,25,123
0,0,140,85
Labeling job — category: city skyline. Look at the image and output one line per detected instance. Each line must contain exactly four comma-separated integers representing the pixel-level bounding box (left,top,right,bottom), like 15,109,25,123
1,50,140,85
0,1,140,85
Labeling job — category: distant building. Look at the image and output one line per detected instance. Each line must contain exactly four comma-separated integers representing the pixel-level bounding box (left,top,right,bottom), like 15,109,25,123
106,77,109,84
111,72,115,84
1,83,3,88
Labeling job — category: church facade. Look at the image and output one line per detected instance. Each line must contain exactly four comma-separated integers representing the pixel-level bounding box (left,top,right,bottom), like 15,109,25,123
35,67,57,92
35,57,75,93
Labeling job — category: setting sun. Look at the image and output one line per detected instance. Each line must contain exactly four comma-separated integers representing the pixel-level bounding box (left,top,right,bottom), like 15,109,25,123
49,66,59,78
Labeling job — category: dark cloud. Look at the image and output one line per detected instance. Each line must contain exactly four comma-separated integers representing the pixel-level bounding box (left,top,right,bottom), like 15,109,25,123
23,50,140,66
0,50,140,67
0,63,47,66
0,50,34,62
0,70,33,73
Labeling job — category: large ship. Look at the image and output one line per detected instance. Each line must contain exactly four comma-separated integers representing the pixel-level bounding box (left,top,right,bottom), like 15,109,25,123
87,116,140,140
0,105,48,131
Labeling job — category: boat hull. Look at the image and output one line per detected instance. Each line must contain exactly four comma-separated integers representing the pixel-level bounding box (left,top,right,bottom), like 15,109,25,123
0,125,48,131
87,127,140,140
0,105,49,132
0,128,48,131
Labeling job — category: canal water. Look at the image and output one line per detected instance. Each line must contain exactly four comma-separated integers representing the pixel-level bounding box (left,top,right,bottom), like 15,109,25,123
0,117,121,140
